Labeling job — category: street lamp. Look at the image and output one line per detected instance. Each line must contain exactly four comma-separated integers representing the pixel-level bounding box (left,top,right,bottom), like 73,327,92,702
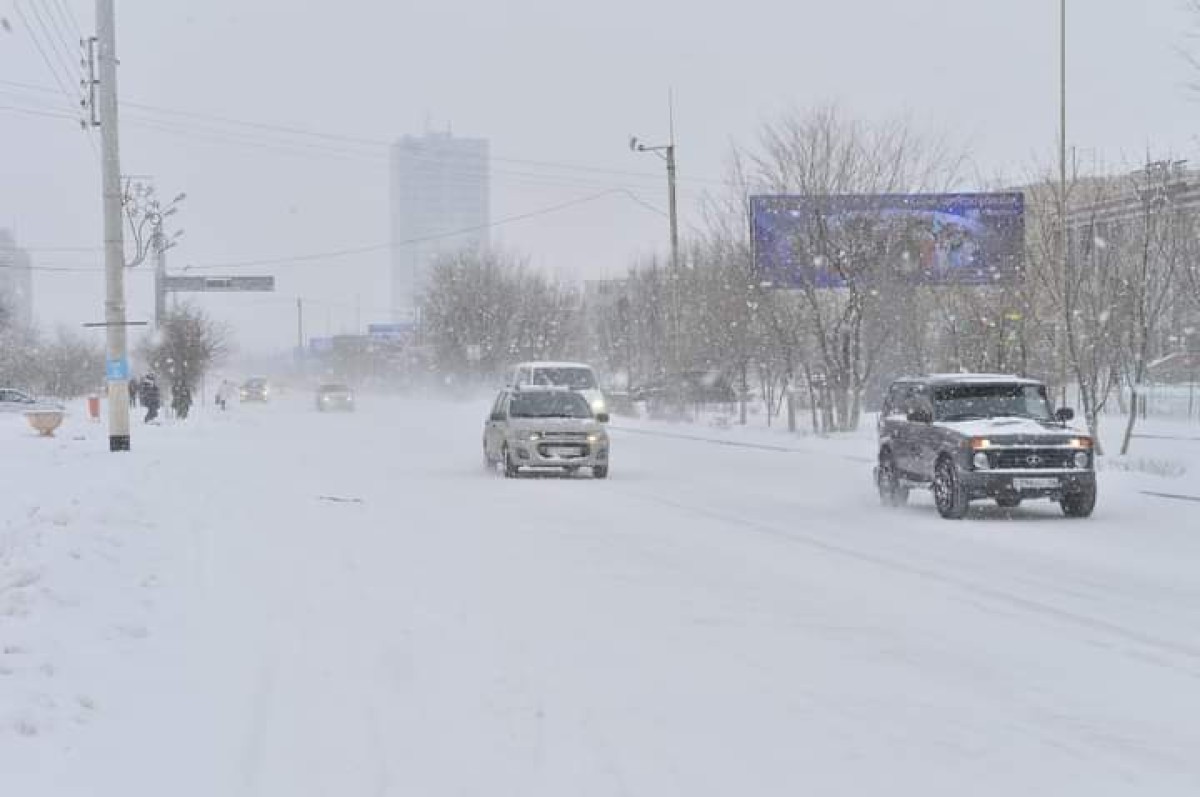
630,122,684,413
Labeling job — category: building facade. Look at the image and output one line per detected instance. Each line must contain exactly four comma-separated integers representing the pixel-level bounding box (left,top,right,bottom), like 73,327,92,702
389,131,489,322
0,229,33,330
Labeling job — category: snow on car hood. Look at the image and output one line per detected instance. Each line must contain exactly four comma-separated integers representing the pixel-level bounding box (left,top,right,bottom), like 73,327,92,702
936,416,1086,440
508,417,603,433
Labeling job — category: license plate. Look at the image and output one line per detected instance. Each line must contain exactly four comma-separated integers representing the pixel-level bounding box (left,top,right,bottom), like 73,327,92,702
548,446,580,457
1013,477,1059,490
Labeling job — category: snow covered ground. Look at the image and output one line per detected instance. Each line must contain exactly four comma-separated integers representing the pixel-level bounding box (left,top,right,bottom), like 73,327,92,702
3,395,1200,796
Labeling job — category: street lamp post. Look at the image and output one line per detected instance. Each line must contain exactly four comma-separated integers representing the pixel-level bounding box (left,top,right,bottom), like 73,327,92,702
630,124,682,411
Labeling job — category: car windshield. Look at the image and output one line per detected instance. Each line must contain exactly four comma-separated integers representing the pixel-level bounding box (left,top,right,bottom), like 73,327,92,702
934,383,1054,421
320,385,350,393
509,392,592,419
530,368,596,390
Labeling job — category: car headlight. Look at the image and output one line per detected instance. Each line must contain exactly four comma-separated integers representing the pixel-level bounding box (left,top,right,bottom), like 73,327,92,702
1074,451,1090,469
972,451,990,470
591,398,606,412
521,431,541,442
587,433,605,444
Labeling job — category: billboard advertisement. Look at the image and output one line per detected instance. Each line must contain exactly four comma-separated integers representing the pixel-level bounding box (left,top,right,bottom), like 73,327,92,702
750,193,1025,288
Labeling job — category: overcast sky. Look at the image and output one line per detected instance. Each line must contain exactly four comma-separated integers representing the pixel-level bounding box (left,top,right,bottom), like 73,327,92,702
2,0,1197,354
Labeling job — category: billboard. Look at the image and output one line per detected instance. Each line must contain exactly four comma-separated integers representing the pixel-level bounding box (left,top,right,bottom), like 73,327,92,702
750,193,1025,288
367,322,416,342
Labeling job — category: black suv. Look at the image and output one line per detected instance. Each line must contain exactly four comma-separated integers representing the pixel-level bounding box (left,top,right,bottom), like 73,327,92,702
875,375,1097,519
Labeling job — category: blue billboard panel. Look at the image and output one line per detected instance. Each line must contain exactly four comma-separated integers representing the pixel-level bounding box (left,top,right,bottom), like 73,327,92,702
367,322,415,342
750,193,1025,288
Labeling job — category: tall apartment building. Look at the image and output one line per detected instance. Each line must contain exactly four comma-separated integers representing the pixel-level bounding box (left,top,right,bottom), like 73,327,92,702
389,131,489,322
0,229,33,329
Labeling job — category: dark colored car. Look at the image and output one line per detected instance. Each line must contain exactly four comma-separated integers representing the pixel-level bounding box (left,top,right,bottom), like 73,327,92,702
239,378,270,403
875,374,1097,519
315,383,355,412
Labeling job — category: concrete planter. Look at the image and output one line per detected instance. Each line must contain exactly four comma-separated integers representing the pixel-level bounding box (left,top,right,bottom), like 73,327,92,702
25,410,65,437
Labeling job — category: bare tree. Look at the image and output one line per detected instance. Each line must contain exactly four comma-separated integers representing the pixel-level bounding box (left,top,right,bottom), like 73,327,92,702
1022,170,1127,449
421,247,581,382
736,105,964,431
1115,165,1194,454
138,303,231,392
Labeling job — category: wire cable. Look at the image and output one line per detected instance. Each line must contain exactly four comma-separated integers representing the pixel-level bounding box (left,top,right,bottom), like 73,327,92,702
184,189,633,271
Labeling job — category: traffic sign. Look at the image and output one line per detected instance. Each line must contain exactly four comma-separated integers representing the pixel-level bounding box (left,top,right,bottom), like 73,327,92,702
163,275,275,292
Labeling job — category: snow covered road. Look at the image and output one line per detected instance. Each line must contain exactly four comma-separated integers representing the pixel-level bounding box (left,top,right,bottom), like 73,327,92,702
4,396,1200,796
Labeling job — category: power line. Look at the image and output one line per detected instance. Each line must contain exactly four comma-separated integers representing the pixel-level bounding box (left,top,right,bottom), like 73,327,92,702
48,0,85,40
184,189,634,271
12,3,77,109
0,92,699,199
0,79,729,188
25,0,80,82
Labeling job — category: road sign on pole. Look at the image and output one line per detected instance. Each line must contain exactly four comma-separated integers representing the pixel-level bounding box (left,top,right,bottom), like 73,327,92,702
163,275,275,292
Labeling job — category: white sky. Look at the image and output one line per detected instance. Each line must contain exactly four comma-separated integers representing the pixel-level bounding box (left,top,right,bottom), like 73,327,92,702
1,0,1197,353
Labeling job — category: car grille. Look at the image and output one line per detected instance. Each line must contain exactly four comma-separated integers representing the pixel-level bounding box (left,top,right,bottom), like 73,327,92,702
538,432,589,442
536,442,590,459
992,449,1075,469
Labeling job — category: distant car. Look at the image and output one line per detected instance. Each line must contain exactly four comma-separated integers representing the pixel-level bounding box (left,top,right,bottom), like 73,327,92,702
504,361,607,417
0,388,63,413
483,387,610,478
315,383,355,412
875,374,1097,519
239,378,270,403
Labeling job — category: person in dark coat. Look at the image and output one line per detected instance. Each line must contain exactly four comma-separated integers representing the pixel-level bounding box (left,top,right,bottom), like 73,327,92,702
141,374,161,423
128,377,139,408
172,382,193,420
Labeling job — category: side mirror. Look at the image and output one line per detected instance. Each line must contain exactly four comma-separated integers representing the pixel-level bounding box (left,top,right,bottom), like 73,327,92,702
489,411,505,422
595,412,610,424
1055,407,1075,423
907,408,933,424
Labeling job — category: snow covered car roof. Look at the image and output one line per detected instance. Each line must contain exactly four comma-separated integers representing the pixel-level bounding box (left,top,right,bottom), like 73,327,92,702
512,361,595,370
897,373,1046,387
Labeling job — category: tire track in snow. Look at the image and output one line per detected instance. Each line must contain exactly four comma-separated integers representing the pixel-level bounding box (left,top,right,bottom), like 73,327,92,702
615,485,1200,677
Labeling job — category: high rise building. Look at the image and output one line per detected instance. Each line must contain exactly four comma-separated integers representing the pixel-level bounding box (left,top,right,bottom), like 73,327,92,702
0,229,34,330
389,131,489,322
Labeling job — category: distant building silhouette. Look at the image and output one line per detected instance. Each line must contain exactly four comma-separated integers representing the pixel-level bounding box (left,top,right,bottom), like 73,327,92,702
389,131,489,323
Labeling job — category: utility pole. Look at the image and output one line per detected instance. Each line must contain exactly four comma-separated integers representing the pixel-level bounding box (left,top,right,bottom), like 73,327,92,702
154,215,167,326
97,0,130,451
631,92,684,411
296,297,304,350
1057,0,1070,409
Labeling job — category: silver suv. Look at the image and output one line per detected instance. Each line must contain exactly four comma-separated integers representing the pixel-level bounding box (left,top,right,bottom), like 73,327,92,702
483,387,611,479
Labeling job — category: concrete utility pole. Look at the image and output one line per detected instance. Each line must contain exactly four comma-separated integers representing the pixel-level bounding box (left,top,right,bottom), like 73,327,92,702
1057,0,1070,409
154,215,167,326
631,93,683,409
97,0,131,451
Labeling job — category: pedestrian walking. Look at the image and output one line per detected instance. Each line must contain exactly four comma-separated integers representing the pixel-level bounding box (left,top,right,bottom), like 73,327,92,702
128,377,139,408
215,379,235,411
172,381,193,420
141,374,161,423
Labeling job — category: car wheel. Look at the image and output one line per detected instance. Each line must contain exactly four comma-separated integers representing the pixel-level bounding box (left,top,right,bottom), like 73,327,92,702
876,451,909,508
995,495,1022,509
1060,485,1096,518
933,457,969,519
593,465,609,479
503,446,519,479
